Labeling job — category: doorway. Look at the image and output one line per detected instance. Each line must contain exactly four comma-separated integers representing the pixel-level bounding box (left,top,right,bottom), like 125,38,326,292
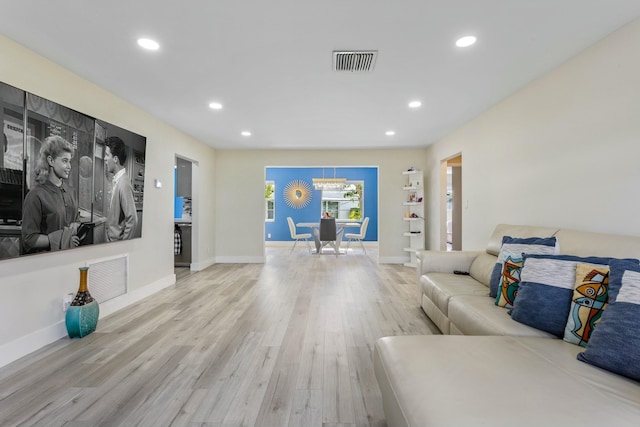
264,166,378,259
440,154,462,251
174,156,196,271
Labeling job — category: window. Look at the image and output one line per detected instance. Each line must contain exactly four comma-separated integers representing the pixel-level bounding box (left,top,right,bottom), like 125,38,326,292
265,181,275,221
320,181,363,219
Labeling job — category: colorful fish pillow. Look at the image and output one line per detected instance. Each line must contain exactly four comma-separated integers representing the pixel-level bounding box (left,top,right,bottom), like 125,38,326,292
563,263,610,346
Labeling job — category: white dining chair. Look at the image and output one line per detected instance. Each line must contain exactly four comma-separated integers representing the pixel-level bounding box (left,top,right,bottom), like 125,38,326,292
287,217,312,254
345,217,369,254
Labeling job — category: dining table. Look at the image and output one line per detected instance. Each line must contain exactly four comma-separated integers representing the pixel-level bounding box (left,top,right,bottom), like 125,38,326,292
296,221,362,254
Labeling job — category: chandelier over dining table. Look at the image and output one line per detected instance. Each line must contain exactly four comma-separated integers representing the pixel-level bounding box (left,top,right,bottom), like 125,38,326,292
312,167,347,190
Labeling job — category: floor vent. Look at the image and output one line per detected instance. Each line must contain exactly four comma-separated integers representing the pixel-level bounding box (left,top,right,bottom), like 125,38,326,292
333,50,378,72
87,255,128,303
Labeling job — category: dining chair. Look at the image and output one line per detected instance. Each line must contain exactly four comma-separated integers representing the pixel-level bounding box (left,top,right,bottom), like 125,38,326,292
345,217,369,254
287,217,312,254
318,218,338,255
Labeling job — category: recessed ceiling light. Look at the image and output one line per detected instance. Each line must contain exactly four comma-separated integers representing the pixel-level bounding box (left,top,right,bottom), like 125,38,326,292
241,131,251,137
456,36,477,48
408,101,422,108
137,38,160,51
208,102,223,110
385,130,395,136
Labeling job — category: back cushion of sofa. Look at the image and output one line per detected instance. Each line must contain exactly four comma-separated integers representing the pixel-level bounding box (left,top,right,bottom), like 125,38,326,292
469,253,499,287
486,224,560,256
555,229,640,259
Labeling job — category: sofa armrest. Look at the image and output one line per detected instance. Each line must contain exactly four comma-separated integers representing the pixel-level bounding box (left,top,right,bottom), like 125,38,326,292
416,250,482,275
415,251,483,305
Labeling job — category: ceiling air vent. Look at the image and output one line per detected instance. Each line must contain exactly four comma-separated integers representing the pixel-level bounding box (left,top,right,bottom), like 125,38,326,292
333,50,378,72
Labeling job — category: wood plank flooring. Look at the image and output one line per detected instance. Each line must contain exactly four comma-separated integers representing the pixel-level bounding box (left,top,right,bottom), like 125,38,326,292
0,246,438,427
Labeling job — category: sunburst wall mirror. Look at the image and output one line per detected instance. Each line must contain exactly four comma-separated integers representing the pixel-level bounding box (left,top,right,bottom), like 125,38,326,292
284,179,313,209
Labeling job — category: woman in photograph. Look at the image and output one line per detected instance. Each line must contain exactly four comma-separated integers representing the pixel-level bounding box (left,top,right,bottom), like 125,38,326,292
21,135,81,254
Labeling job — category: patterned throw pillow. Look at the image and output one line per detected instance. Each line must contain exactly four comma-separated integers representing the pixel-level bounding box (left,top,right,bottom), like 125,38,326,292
495,254,524,308
510,254,612,337
489,236,558,300
578,259,640,381
563,263,610,347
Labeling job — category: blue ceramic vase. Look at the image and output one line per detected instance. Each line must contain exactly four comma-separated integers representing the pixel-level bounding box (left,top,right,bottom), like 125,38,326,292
65,267,99,338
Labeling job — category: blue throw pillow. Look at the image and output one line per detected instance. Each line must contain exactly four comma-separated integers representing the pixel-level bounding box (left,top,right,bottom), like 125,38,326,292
489,263,501,298
510,254,613,337
577,259,640,381
489,236,558,298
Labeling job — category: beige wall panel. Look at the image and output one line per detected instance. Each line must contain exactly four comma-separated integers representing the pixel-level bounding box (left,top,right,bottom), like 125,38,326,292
425,19,640,250
214,149,427,261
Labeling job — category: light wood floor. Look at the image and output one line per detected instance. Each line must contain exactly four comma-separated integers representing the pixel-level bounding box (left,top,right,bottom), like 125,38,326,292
0,246,438,427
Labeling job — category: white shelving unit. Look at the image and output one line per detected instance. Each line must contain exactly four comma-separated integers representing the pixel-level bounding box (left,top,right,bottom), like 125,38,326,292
402,169,424,267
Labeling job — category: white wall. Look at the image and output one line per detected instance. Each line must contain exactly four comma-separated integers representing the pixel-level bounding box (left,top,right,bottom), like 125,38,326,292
0,35,217,367
214,150,427,263
424,19,640,251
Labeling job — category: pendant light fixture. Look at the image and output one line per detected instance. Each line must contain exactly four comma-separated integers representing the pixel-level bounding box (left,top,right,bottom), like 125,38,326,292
312,167,347,190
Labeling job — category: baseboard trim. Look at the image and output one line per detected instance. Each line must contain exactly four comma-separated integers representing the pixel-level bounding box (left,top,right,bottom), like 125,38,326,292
190,256,216,271
214,256,265,263
99,274,176,318
0,273,176,369
265,241,294,247
378,256,410,264
0,322,68,370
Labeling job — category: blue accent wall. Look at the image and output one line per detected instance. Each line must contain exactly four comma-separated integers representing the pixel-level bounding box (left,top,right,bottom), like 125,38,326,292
265,167,378,241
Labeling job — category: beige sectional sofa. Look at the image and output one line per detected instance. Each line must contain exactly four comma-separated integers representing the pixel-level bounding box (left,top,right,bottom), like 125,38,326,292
374,224,640,427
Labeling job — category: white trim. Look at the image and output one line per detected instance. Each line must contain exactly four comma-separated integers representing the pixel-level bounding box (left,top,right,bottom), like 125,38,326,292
0,321,68,369
378,256,410,264
98,274,175,318
190,256,216,271
214,256,265,264
0,273,176,369
265,241,298,247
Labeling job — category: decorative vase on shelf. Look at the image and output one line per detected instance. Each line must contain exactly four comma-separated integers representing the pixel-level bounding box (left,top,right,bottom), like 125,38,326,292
65,267,99,338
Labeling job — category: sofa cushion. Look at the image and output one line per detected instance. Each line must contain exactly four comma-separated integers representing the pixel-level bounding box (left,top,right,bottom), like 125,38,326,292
578,259,640,381
374,335,640,427
486,224,559,256
490,236,559,300
420,273,488,317
511,254,612,337
555,229,640,259
420,295,451,334
469,252,498,287
563,262,610,347
448,295,554,337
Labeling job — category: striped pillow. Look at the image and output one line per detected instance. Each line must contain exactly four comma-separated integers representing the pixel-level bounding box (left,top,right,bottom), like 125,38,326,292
578,259,640,381
511,254,613,337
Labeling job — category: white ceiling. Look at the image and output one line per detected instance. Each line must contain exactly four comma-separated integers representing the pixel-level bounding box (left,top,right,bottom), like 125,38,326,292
1,1,639,150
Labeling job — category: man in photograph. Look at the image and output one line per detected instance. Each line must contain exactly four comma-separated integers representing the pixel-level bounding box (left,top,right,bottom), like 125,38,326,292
104,136,138,241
